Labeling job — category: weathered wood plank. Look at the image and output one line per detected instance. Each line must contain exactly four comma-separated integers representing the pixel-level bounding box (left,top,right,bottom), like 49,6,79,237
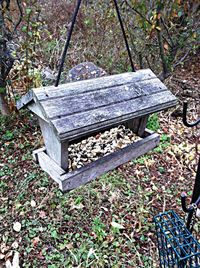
138,116,149,137
33,147,66,186
16,90,34,109
52,91,177,140
39,118,69,170
125,115,149,137
59,132,160,192
40,78,167,119
34,69,157,101
28,103,48,122
32,147,46,163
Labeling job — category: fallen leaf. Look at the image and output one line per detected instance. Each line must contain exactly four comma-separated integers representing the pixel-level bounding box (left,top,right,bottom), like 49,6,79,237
12,251,20,268
11,242,19,249
66,243,73,250
71,203,84,210
32,237,40,247
164,43,169,51
31,200,36,207
13,222,21,232
0,253,5,260
6,260,12,268
5,250,13,260
39,211,46,218
1,243,10,254
111,222,125,229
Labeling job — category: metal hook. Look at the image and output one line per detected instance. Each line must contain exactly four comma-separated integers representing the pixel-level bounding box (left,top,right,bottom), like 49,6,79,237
183,102,200,128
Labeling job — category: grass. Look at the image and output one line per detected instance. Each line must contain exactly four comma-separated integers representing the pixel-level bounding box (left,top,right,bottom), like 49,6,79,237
0,111,199,267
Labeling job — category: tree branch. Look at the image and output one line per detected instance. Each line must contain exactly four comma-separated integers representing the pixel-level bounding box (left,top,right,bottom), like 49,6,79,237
125,0,172,48
12,0,23,35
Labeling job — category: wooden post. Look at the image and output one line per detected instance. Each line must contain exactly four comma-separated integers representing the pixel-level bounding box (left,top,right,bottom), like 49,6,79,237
38,118,69,170
125,115,149,137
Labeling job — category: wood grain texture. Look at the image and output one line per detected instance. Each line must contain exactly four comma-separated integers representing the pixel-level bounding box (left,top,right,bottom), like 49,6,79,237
16,90,34,109
125,115,149,137
16,69,177,142
34,69,157,101
40,78,167,119
52,91,177,140
28,103,47,122
17,69,157,108
33,147,66,187
59,132,160,192
39,118,69,170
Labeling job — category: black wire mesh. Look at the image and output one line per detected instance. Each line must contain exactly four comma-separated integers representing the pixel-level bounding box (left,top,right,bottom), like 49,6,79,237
154,210,200,267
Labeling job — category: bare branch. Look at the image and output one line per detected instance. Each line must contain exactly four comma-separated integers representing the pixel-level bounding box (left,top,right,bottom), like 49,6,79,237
125,0,172,49
173,49,191,68
12,0,23,35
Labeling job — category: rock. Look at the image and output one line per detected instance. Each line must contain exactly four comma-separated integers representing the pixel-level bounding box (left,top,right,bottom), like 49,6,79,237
68,62,106,82
41,67,56,86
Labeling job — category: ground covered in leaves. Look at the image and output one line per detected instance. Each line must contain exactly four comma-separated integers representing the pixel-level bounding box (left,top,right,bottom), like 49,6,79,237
0,59,200,267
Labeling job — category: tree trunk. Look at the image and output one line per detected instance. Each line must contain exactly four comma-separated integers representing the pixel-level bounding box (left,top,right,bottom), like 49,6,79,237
0,81,10,115
0,92,10,115
156,3,169,80
0,4,12,115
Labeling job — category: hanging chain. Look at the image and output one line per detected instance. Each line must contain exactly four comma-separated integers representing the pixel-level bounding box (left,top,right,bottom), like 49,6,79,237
112,0,135,72
55,0,83,87
55,0,135,87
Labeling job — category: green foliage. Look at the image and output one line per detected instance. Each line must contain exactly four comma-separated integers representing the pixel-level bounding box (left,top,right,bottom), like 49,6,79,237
154,133,171,153
0,87,6,94
2,130,14,141
147,113,160,131
92,217,107,241
15,2,43,91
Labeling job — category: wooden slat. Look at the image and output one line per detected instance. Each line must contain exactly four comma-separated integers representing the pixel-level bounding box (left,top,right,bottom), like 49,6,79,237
32,147,66,187
33,131,159,191
34,69,157,101
16,90,34,109
39,118,69,170
28,103,48,122
52,91,177,140
40,78,167,119
125,115,149,137
59,131,160,192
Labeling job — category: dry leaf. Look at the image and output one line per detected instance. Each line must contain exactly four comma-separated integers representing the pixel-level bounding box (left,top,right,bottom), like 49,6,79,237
12,251,20,268
0,253,5,260
6,260,12,268
164,43,169,51
11,242,18,250
1,243,10,254
66,243,73,250
196,208,200,218
111,222,125,229
13,222,21,232
5,251,13,260
39,211,46,218
31,200,36,207
71,203,84,210
32,237,40,247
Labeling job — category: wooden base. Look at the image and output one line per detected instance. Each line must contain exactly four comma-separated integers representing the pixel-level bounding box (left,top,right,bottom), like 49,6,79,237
33,129,159,192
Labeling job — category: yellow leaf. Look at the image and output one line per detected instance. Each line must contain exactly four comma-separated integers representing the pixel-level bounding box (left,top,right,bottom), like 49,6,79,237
111,222,125,229
156,26,161,31
157,13,161,20
164,43,169,50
